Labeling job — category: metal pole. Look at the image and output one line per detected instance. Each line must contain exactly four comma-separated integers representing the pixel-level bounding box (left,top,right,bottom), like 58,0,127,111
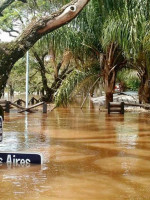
26,51,29,108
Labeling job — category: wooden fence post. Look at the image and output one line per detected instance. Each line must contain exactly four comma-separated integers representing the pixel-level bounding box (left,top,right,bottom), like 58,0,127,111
43,102,47,113
121,102,124,114
108,102,124,114
0,105,4,120
108,102,110,114
5,101,10,113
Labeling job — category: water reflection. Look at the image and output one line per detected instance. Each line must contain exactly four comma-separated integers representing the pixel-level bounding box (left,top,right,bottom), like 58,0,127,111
116,120,138,150
24,113,29,148
0,109,150,200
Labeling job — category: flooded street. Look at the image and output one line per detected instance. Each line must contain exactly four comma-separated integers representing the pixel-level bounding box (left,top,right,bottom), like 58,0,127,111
0,107,150,200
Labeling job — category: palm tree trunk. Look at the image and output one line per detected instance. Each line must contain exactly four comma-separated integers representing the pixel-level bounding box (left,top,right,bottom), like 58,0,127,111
139,71,150,103
102,42,125,108
106,92,113,107
104,65,116,108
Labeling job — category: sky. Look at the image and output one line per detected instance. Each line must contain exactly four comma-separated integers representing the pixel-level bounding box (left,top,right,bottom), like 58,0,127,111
0,30,15,42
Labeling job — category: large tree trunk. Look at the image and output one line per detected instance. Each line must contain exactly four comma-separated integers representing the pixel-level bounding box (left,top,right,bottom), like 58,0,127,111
33,51,54,101
104,64,116,108
102,43,126,108
102,43,117,108
139,70,150,104
0,0,90,97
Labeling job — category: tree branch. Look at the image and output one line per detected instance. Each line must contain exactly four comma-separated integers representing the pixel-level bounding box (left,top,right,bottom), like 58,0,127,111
13,0,90,51
5,0,90,72
0,0,90,97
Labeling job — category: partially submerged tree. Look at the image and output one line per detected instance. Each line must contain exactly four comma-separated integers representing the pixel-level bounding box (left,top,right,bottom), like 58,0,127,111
102,2,150,103
0,0,90,97
101,42,127,106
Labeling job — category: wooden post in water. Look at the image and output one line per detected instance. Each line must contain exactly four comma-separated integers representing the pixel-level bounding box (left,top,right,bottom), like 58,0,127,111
108,102,110,114
5,101,10,113
121,102,124,114
0,105,4,120
43,102,47,113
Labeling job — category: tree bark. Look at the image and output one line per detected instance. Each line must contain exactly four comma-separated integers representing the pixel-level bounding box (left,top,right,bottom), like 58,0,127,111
33,51,54,101
139,70,150,104
102,43,126,108
103,43,117,108
104,65,116,108
0,0,90,97
33,50,73,102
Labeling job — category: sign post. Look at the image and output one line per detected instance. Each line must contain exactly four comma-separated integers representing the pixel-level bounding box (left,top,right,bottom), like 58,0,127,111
26,51,29,108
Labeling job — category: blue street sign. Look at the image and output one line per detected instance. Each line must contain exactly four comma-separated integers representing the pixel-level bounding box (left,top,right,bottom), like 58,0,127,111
0,152,43,165
0,117,43,165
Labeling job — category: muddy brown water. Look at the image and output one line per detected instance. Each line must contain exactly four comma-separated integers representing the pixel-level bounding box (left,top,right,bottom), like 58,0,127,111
0,107,150,200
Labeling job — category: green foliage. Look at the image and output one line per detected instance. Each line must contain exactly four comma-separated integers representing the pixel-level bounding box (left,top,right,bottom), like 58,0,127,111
0,0,72,35
2,0,150,101
117,69,140,91
8,57,26,92
101,0,150,59
8,54,43,93
54,69,97,107
127,78,140,91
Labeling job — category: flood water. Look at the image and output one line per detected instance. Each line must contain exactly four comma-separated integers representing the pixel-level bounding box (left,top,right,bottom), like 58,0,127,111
0,107,150,200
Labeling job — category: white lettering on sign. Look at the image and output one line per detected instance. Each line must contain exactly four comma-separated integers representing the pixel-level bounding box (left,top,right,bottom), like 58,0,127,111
6,155,31,164
0,152,42,165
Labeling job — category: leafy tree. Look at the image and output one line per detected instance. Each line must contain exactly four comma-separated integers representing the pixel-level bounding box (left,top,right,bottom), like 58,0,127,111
0,0,27,16
54,0,127,107
31,35,75,101
53,0,150,108
0,0,90,97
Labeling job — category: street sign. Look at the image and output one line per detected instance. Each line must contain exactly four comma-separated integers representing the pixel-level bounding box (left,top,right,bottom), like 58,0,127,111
0,116,3,142
0,152,43,165
0,117,43,165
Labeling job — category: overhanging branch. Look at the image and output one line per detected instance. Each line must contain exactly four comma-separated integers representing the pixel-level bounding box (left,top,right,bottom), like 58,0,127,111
0,0,90,98
13,0,90,60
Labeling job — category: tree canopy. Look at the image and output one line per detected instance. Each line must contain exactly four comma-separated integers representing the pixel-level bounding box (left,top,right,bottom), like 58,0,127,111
1,0,150,106
0,0,90,97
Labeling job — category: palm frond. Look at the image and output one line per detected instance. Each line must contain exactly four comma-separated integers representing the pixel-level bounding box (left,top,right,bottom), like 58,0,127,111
54,69,96,107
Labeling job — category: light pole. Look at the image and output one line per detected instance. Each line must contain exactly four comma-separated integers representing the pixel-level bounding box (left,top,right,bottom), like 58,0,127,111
26,51,29,108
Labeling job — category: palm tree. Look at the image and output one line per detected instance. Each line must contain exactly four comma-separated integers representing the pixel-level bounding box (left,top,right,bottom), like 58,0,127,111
102,0,150,103
54,0,128,107
49,0,150,107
